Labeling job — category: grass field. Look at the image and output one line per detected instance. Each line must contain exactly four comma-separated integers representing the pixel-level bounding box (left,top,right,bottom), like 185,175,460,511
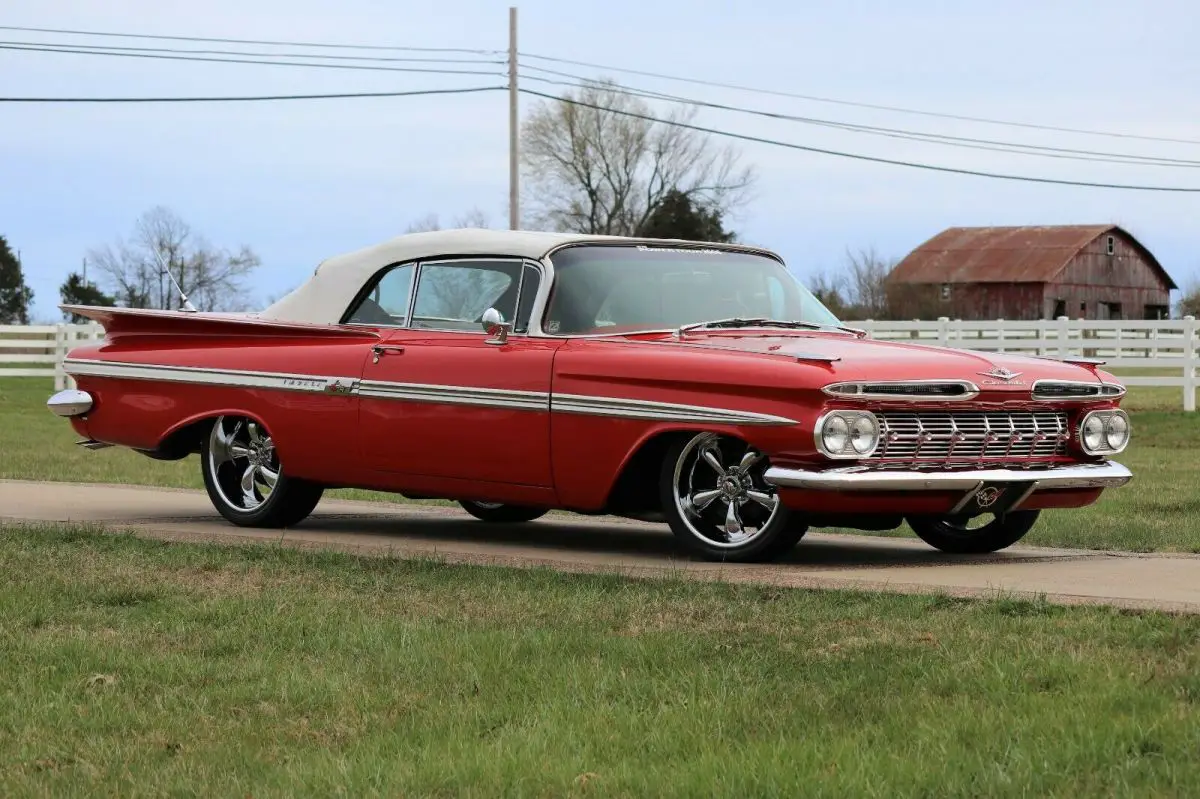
3,523,1200,797
3,376,1198,552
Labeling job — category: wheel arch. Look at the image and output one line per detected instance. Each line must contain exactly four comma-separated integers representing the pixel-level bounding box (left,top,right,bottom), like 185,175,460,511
604,426,757,514
143,408,271,461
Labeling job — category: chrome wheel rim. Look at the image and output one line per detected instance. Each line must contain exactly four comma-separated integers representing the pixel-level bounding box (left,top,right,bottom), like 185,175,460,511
672,433,781,549
207,416,280,512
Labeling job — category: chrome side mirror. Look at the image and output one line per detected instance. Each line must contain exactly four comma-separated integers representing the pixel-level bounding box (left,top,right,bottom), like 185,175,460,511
481,307,512,345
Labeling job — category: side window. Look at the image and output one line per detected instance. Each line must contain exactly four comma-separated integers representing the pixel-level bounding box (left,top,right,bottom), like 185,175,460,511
345,263,414,325
411,260,522,331
514,264,541,333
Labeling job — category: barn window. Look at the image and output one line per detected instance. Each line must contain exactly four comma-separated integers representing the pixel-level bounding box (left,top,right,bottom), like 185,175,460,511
940,283,951,301
1106,235,1115,255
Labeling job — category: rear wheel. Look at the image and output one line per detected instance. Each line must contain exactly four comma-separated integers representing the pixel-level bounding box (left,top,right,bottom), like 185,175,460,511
458,500,548,523
660,432,806,562
907,510,1040,554
200,416,324,528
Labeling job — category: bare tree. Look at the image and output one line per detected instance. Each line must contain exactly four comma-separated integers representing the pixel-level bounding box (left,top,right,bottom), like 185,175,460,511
86,206,261,312
404,207,490,234
1177,278,1200,318
520,79,756,235
844,247,894,319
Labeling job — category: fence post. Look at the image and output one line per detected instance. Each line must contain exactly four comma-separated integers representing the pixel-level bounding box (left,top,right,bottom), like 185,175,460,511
1056,316,1070,358
936,317,949,347
1184,316,1197,413
53,324,67,391
996,319,1005,352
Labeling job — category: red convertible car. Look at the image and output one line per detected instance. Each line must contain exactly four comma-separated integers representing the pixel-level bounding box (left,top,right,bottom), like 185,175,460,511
48,230,1132,561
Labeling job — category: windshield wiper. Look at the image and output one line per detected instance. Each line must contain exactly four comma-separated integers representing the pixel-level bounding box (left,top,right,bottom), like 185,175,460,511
677,317,864,337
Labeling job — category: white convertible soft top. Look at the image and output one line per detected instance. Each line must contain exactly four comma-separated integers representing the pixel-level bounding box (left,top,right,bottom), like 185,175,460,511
259,228,776,325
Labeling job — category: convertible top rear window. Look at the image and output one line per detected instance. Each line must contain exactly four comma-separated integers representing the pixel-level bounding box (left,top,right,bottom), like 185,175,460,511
542,244,840,335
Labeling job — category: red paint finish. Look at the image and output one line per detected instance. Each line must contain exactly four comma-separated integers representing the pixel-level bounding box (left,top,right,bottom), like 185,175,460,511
359,329,563,487
57,308,1126,522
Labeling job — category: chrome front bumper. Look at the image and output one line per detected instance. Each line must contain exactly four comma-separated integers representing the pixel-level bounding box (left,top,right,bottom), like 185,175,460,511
763,461,1131,506
47,389,93,417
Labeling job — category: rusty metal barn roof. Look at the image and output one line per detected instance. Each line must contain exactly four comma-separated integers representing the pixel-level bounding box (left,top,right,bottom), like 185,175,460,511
887,224,1176,288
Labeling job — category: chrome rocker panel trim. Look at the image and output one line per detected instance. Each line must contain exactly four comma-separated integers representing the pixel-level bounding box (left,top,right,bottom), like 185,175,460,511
763,461,1132,504
47,389,94,417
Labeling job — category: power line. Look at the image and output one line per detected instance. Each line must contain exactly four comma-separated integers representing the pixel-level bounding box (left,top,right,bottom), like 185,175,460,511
0,39,505,65
0,24,501,55
519,88,1200,192
0,86,506,103
520,52,1200,147
519,70,1200,168
0,43,506,76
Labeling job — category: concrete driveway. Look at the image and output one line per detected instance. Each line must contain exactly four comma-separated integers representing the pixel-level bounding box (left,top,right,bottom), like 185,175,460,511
3,479,1198,613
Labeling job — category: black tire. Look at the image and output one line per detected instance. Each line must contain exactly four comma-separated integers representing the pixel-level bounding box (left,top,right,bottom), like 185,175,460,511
458,500,548,523
907,510,1040,554
660,432,806,563
200,416,324,528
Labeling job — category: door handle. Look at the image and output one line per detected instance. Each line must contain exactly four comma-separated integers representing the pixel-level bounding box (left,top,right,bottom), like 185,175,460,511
371,345,405,364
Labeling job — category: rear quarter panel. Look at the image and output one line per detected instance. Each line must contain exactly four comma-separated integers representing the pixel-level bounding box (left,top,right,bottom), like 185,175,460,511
67,333,373,483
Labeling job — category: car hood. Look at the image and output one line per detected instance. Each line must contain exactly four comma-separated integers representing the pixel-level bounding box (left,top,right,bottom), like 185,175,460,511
628,331,1112,394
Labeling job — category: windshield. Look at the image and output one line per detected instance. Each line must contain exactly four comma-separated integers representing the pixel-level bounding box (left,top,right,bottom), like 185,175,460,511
541,244,841,336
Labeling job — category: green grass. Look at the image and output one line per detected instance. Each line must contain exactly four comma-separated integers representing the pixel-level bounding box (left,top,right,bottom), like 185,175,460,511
3,377,1197,552
2,523,1200,797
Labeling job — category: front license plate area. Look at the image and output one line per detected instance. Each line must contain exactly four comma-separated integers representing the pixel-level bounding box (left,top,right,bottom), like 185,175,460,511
956,481,1036,517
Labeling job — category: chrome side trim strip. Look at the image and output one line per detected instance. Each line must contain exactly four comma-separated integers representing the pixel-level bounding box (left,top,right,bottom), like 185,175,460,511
64,358,352,395
63,358,793,424
358,380,549,411
552,393,797,425
762,461,1132,492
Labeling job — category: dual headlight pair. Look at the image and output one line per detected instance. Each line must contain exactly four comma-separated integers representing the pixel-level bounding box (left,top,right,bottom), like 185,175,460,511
1079,409,1130,455
814,408,1131,460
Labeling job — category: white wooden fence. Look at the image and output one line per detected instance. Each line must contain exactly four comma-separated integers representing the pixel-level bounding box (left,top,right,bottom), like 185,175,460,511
2,317,1197,410
0,322,104,391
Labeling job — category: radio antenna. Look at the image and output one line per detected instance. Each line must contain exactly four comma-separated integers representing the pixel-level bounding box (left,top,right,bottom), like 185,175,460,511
152,249,198,312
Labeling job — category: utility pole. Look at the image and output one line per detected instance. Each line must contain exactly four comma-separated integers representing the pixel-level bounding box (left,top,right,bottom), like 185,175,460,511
82,257,87,286
508,6,519,230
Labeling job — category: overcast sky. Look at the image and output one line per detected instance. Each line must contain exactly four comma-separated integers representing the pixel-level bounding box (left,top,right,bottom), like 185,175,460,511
3,0,1198,321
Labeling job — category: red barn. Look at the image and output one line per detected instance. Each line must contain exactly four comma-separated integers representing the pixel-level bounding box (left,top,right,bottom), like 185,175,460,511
887,224,1176,320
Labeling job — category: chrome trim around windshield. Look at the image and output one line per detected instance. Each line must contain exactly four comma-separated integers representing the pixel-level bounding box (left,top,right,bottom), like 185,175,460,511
822,380,981,401
763,461,1132,495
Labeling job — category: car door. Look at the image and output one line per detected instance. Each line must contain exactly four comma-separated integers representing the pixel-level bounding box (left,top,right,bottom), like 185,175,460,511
354,257,561,488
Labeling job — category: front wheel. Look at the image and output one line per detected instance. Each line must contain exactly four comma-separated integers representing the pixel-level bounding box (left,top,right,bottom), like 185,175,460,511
458,500,548,524
660,432,806,562
907,510,1040,554
201,416,324,528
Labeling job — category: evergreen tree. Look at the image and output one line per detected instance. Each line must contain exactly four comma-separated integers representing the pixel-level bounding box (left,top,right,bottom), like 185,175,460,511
635,189,736,242
0,235,34,324
60,272,116,322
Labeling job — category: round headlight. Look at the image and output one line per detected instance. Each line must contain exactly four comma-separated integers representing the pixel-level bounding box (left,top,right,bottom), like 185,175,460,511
1082,413,1106,452
850,414,879,454
1105,412,1130,451
822,414,850,455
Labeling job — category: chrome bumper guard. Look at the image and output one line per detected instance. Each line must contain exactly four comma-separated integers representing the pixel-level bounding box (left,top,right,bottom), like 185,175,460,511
763,461,1131,492
763,461,1131,514
46,389,93,417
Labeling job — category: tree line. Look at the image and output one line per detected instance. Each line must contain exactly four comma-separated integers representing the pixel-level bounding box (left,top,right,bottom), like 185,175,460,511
2,78,1197,324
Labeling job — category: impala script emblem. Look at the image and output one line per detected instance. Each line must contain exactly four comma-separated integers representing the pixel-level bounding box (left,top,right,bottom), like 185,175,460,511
977,366,1024,384
975,486,1005,508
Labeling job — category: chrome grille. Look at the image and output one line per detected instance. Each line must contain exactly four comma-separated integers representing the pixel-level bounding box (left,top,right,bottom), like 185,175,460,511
872,410,1070,463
